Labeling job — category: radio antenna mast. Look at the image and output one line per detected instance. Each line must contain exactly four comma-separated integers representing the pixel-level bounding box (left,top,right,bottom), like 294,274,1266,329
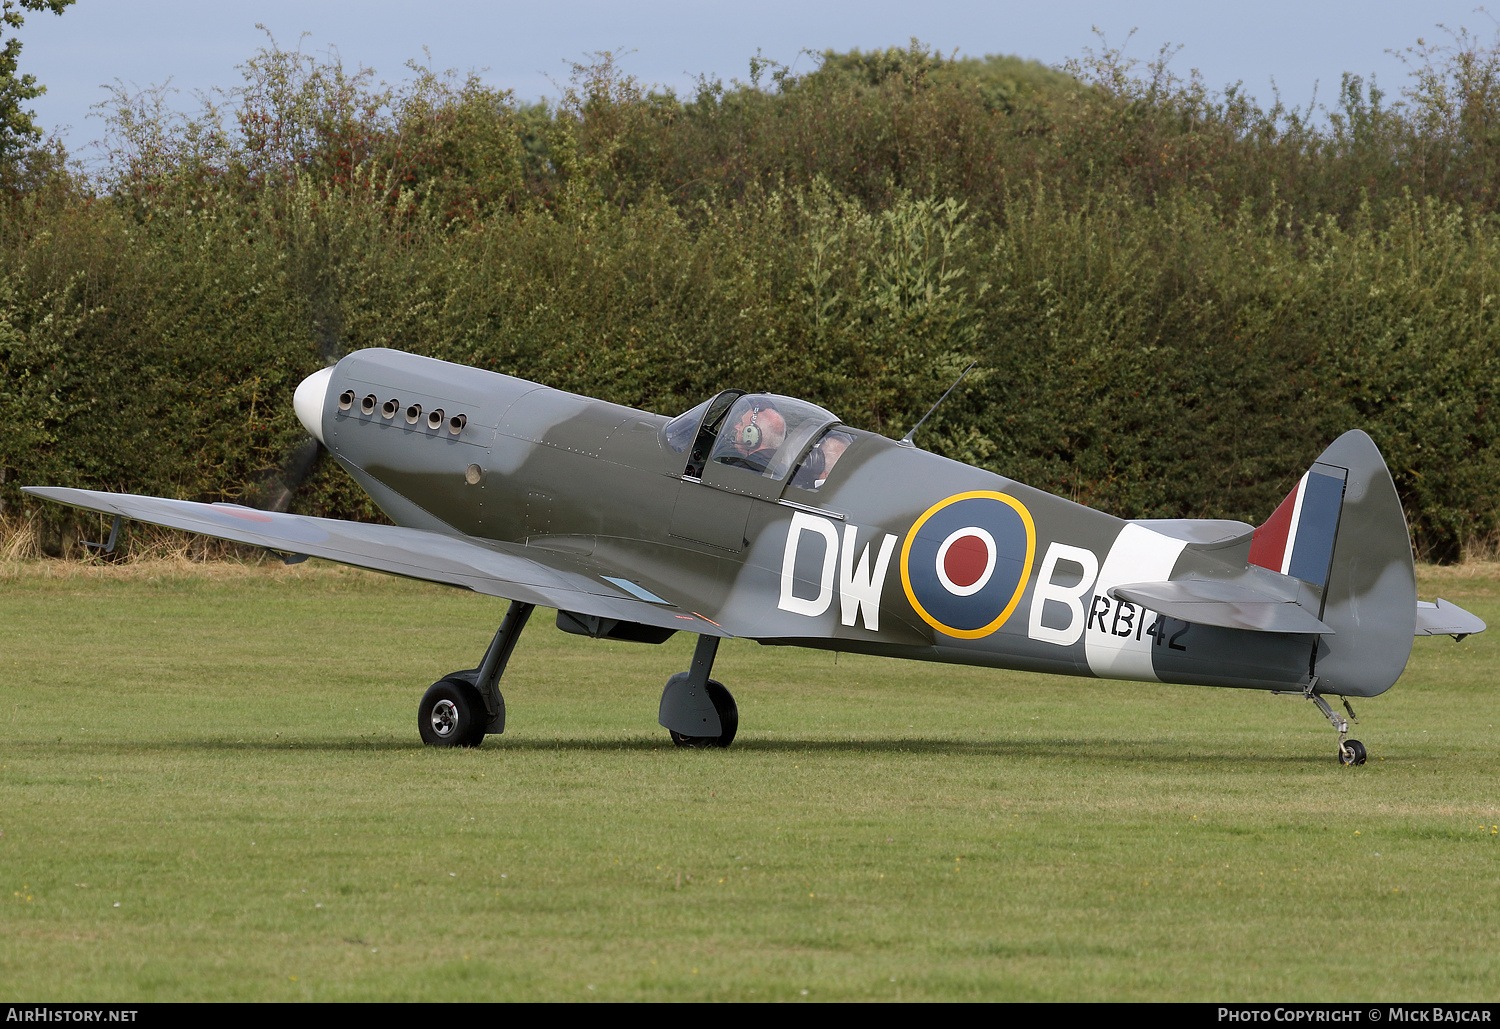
898,361,977,448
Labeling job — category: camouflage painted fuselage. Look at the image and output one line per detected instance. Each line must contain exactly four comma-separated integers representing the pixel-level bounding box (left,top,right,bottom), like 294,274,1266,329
319,349,1416,699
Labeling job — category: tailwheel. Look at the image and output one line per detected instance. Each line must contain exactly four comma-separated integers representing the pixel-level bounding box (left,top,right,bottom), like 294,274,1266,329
419,677,488,748
668,680,738,749
1306,679,1368,768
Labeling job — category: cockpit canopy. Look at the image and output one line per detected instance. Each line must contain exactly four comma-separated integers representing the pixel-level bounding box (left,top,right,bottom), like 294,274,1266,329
665,391,844,496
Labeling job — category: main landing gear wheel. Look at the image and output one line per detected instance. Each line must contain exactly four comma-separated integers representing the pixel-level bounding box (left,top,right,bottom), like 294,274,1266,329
669,680,738,749
419,677,488,748
1339,739,1368,766
416,601,531,748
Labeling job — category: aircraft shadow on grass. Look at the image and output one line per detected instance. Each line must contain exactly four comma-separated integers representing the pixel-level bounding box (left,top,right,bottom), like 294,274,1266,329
37,733,1388,768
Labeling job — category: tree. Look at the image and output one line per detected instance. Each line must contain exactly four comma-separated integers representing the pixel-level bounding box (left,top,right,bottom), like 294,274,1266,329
0,0,74,161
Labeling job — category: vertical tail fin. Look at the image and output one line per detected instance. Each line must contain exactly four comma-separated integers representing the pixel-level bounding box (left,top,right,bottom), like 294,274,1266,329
1261,431,1416,697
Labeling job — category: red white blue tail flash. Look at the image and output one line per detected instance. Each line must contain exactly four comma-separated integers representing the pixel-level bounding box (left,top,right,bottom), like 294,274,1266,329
1248,467,1347,587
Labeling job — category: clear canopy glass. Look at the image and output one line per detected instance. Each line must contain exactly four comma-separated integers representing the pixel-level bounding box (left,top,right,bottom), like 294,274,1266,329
708,394,838,481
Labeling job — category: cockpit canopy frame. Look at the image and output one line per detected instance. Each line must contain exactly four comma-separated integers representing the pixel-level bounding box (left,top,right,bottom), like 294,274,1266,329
664,391,841,500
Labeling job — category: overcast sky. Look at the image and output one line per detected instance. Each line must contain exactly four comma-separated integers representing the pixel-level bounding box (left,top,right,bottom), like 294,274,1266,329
13,0,1500,164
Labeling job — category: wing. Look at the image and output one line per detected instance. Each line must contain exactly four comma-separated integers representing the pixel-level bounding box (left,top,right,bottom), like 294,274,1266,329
22,487,729,638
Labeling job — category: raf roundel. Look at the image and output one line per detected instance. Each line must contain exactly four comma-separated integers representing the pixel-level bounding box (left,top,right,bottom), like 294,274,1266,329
900,491,1036,638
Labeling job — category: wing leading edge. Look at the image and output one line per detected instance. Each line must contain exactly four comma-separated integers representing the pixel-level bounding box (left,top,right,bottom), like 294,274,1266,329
22,487,729,639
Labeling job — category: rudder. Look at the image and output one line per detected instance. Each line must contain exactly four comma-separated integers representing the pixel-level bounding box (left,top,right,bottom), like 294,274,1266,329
1263,431,1416,698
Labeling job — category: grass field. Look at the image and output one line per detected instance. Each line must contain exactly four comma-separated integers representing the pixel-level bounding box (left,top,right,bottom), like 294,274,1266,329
1,557,1497,1001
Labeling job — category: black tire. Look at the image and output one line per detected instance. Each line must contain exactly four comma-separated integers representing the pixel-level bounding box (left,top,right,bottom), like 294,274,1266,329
419,678,486,748
1340,739,1368,766
668,679,738,749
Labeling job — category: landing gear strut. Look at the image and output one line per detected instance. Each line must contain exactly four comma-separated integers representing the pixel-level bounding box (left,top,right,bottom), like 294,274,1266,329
419,601,534,748
659,634,738,748
1304,677,1367,765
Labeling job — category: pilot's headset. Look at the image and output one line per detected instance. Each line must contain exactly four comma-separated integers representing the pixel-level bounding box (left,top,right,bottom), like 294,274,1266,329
736,403,763,449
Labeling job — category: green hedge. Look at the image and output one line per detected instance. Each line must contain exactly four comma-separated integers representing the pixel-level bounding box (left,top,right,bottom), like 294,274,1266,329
3,38,1499,558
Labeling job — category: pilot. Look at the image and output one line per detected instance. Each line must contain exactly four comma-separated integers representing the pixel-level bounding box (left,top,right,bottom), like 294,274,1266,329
719,400,787,474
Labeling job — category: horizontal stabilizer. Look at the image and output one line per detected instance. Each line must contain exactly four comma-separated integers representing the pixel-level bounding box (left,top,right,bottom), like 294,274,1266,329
1415,599,1487,639
1109,578,1334,635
